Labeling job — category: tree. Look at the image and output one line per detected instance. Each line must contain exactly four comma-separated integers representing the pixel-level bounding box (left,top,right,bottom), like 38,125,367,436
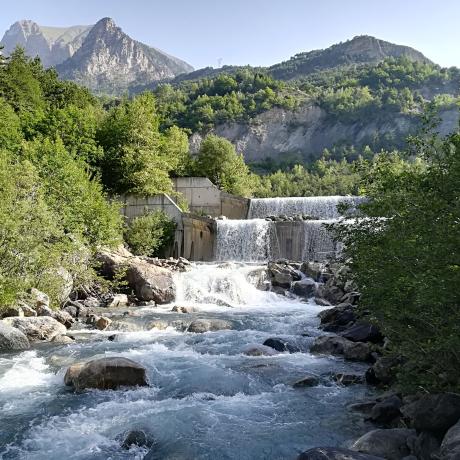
332,132,460,392
0,97,23,152
194,134,257,196
97,93,190,195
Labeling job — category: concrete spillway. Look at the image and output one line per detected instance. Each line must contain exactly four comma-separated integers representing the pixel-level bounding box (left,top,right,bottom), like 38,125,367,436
248,196,362,219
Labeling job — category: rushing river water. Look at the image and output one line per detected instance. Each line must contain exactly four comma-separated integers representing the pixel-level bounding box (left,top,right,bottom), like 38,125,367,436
0,263,374,460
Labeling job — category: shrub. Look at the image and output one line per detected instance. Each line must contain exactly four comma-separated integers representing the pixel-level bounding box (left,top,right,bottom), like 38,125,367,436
124,211,176,257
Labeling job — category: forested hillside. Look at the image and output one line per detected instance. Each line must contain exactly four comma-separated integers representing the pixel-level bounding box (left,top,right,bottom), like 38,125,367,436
149,57,460,168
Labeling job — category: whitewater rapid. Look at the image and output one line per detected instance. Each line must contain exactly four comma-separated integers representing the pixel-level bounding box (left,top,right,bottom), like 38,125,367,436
0,263,373,459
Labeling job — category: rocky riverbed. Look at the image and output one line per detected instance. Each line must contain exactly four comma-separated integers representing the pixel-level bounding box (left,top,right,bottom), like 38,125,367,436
0,252,459,459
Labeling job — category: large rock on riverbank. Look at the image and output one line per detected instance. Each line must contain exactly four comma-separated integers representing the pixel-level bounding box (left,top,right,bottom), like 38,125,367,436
401,393,460,435
0,321,30,350
3,316,66,342
310,335,372,362
351,428,416,460
64,357,148,391
98,248,175,304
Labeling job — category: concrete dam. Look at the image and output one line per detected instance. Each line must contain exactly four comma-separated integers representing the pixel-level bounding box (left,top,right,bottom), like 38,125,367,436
118,177,362,262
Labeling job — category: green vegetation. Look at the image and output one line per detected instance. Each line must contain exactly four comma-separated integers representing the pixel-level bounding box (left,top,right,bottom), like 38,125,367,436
194,135,258,196
332,126,460,392
254,157,363,197
154,69,300,132
0,49,122,308
124,211,176,257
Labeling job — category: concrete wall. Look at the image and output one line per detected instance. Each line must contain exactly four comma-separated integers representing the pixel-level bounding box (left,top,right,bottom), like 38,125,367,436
172,177,249,218
181,215,216,262
172,177,221,216
221,193,249,219
271,222,305,261
118,194,183,223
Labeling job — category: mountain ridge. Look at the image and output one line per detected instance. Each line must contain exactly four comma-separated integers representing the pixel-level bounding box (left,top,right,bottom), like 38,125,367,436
1,17,194,94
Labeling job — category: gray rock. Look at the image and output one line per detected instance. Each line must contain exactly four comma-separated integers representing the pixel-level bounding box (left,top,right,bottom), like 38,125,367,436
293,374,320,388
340,323,383,344
95,316,111,330
243,345,277,356
401,393,460,434
297,447,384,459
440,418,460,459
147,320,169,330
333,373,364,386
310,335,372,362
292,278,316,297
51,334,74,344
171,305,195,313
118,429,154,449
343,342,372,362
106,294,129,308
351,428,416,460
367,356,401,385
263,337,300,353
52,310,75,328
411,431,441,460
0,321,30,350
3,316,66,342
187,319,232,333
64,357,148,391
126,262,175,304
369,395,402,425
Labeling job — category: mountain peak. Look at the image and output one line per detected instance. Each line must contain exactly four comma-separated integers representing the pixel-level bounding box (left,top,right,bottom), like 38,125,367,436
269,35,432,80
55,18,193,94
93,17,117,31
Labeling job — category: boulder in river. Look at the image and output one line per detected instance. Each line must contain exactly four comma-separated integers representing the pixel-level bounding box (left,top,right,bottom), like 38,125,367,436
3,316,67,342
401,393,460,435
127,262,175,304
187,319,232,333
332,373,364,386
297,447,384,459
310,335,372,362
293,374,320,388
263,337,300,353
243,345,277,356
351,428,416,460
106,294,129,308
97,248,175,304
291,278,316,297
0,321,30,351
95,316,112,330
118,429,154,449
64,357,148,391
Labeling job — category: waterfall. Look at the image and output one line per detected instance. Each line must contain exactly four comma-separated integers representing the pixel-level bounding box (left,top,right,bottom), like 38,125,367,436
174,262,276,306
216,219,273,262
248,196,362,219
301,219,341,262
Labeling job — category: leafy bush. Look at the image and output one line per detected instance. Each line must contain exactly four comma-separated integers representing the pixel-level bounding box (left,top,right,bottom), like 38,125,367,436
332,131,460,392
194,134,258,197
124,211,176,257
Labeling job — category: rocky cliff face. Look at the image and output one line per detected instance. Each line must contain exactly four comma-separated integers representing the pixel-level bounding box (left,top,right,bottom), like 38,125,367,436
190,104,459,163
1,17,194,94
57,18,193,93
1,20,90,67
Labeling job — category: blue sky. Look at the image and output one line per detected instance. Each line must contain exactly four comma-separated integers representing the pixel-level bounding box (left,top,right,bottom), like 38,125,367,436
1,0,459,69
